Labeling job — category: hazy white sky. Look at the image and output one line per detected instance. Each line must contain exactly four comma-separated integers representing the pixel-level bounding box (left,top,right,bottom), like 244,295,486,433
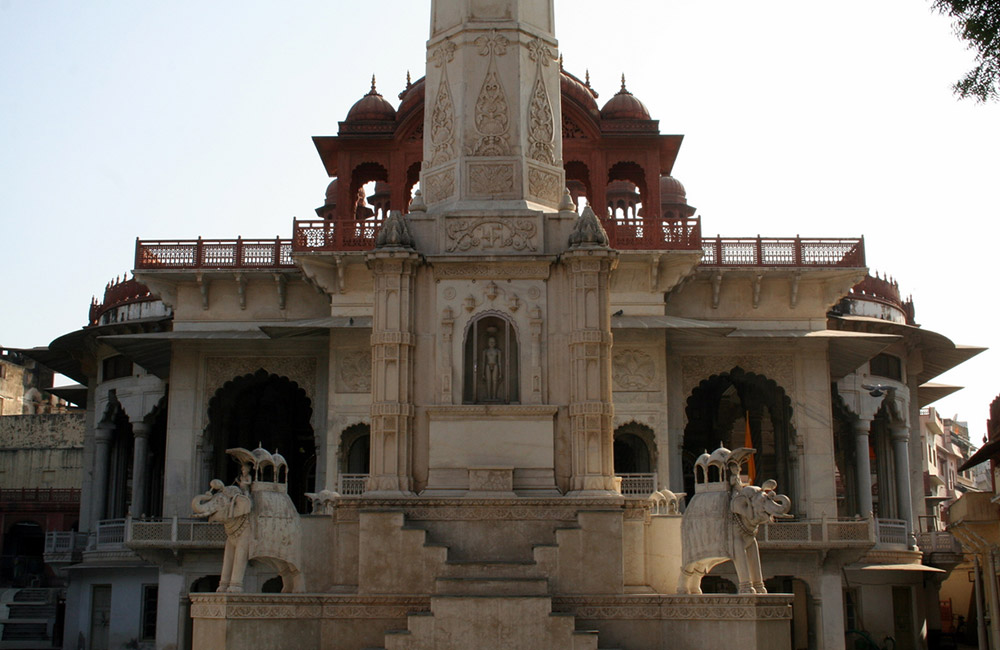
1,1,997,434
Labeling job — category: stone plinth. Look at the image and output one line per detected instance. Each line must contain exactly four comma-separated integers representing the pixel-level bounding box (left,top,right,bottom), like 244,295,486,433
190,592,792,650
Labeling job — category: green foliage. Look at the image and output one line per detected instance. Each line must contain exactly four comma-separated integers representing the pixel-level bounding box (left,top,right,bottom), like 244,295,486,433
933,0,1000,102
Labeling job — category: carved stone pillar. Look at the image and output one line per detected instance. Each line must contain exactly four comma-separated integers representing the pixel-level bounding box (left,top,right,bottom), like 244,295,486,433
890,422,915,547
853,417,874,517
366,248,420,495
92,421,115,522
130,420,150,518
440,307,454,403
563,247,618,495
528,305,543,403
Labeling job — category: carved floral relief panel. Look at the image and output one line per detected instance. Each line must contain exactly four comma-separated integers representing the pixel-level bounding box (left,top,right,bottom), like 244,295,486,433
445,217,538,253
335,349,372,393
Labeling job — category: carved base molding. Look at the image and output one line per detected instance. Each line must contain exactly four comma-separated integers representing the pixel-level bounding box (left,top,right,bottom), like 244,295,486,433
190,593,430,620
322,496,628,523
552,594,794,621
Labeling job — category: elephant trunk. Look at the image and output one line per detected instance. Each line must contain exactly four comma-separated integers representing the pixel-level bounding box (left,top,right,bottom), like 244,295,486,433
770,494,793,518
191,493,213,518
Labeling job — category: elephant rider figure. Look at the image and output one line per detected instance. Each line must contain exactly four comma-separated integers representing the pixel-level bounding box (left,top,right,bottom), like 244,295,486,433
677,447,792,595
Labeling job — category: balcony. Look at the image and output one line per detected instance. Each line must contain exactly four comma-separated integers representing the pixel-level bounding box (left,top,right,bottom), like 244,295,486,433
618,473,658,497
758,517,876,549
875,518,909,546
601,215,702,251
134,237,294,270
338,474,369,496
916,530,963,554
700,236,865,268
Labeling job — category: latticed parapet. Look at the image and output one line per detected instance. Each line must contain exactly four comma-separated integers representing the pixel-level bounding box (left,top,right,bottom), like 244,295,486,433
292,216,384,252
134,237,294,270
699,236,866,268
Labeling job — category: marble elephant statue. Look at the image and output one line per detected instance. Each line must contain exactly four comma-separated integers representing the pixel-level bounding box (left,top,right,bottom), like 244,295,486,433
192,476,305,593
677,447,792,594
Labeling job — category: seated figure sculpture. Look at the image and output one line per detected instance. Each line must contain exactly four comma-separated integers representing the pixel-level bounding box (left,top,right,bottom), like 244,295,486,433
677,447,792,594
191,447,305,593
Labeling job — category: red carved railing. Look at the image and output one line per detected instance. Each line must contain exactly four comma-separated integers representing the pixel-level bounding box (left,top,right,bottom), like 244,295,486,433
135,237,294,270
89,277,155,326
0,488,80,504
602,215,702,251
292,216,384,252
699,236,865,268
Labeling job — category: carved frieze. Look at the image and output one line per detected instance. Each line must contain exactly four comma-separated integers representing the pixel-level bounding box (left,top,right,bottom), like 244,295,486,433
423,167,455,204
336,349,372,393
428,67,456,166
467,162,515,195
528,166,562,204
445,217,537,253
471,30,511,156
433,262,552,279
526,37,556,165
612,348,656,391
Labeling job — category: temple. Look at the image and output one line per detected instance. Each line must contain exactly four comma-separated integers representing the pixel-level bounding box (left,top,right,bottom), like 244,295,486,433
20,1,984,649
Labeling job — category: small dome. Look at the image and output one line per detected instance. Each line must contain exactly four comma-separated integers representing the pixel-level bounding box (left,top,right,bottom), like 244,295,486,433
600,75,651,121
708,446,732,467
660,176,687,203
397,74,425,118
324,178,339,206
345,76,396,122
560,68,599,117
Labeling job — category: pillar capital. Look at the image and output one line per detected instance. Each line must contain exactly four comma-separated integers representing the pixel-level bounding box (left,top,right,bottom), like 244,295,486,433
95,420,115,442
889,423,910,442
131,420,151,439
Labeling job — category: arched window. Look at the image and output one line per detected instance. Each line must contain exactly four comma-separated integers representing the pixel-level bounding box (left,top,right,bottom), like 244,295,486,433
463,314,519,404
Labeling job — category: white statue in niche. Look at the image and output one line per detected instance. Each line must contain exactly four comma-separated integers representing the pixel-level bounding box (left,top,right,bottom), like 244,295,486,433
483,334,503,400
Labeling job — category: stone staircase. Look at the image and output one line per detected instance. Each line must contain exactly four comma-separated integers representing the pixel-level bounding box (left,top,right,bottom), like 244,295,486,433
0,588,59,649
362,512,618,650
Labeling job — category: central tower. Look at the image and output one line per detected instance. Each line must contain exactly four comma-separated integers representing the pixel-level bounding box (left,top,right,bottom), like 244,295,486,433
421,0,565,212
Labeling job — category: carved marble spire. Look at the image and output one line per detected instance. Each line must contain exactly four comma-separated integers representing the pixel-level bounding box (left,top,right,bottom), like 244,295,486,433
422,0,565,212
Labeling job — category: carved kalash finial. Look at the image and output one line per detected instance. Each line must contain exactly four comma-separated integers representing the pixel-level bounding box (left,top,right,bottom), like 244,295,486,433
375,210,415,249
585,69,591,87
618,73,632,96
558,187,577,214
568,205,610,249
367,74,380,96
559,54,564,70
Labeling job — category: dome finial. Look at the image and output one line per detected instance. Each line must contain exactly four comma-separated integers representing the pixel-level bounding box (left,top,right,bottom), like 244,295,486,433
617,73,631,95
367,74,379,96
405,70,412,88
585,69,591,87
559,54,564,70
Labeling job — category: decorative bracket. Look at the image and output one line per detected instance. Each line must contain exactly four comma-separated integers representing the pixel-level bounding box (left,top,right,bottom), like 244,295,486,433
752,272,763,309
196,273,210,311
711,271,723,309
235,272,247,310
274,273,288,310
790,272,801,309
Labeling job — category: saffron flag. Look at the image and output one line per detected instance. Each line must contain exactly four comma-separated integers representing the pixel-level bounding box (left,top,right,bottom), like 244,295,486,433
744,412,756,484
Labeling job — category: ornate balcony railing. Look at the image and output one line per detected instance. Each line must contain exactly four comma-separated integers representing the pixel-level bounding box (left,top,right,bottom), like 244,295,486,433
44,531,87,555
700,236,865,268
875,518,908,546
127,517,225,549
292,216,384,252
91,518,127,550
758,517,875,548
339,474,369,496
916,530,963,554
602,215,702,251
618,473,658,497
135,237,294,270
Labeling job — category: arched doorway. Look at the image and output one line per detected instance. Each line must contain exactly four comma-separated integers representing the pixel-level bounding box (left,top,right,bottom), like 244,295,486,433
1,521,45,587
832,391,860,518
339,423,370,495
613,423,657,496
206,369,315,512
104,404,134,520
682,367,795,502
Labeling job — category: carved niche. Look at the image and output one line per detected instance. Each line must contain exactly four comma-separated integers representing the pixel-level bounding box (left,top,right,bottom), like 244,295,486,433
463,313,519,404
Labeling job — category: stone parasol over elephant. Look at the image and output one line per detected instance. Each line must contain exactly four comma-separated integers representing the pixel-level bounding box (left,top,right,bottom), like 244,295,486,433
677,447,792,595
191,447,305,593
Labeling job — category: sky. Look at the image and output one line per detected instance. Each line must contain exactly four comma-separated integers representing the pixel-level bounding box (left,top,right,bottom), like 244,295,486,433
1,1,997,437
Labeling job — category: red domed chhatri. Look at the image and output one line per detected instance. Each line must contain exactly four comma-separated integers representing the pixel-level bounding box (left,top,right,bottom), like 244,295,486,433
345,76,397,122
600,75,651,121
